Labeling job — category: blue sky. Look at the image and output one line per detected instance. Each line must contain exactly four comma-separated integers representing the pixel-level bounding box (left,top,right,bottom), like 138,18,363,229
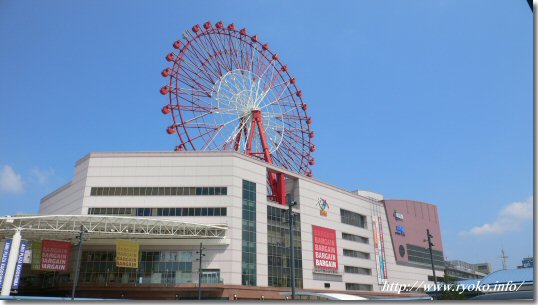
0,0,533,271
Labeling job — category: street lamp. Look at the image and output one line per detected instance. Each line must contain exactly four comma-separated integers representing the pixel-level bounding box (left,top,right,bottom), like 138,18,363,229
425,229,437,287
71,225,87,300
196,243,206,300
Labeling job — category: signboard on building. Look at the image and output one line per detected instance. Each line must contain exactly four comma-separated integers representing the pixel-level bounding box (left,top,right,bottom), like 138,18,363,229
31,241,42,271
41,240,71,272
394,209,404,221
312,225,338,271
12,240,27,289
316,198,330,217
395,225,406,236
116,240,140,268
372,216,388,284
0,239,12,288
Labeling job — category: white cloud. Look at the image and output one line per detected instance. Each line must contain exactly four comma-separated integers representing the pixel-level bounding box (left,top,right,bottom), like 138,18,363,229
0,165,24,194
461,197,533,236
30,167,55,185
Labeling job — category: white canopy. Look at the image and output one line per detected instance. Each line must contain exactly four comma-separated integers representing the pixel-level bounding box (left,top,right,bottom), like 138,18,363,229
0,215,228,244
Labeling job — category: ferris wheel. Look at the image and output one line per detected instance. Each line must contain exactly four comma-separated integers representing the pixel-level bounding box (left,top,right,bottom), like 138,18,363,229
160,21,315,179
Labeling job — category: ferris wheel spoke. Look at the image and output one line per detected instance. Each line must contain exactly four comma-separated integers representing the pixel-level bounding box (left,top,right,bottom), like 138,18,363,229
192,35,225,75
223,116,251,150
256,82,290,111
176,70,214,95
210,31,235,71
177,53,217,85
176,92,216,109
201,124,226,150
181,50,219,85
277,139,303,167
189,35,224,78
203,31,232,73
178,59,217,89
226,34,243,71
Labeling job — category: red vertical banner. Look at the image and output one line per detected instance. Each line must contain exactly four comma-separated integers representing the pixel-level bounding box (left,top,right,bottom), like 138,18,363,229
41,240,71,272
312,225,338,271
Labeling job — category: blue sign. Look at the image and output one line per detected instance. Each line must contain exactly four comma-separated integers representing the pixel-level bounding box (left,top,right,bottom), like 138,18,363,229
395,225,406,236
0,239,13,288
12,240,27,289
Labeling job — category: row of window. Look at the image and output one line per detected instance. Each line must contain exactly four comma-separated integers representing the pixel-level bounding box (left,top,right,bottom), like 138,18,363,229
267,205,304,289
340,209,367,229
79,250,193,285
342,232,369,244
344,265,372,275
407,244,445,268
343,249,370,260
345,283,373,291
90,186,227,197
242,180,257,287
88,207,227,217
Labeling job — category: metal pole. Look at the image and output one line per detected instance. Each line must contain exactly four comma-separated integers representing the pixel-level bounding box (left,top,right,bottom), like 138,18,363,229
426,229,437,286
288,201,296,300
71,225,85,300
198,242,203,300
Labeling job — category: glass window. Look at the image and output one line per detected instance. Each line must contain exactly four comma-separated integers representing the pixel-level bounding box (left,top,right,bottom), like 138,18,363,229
208,187,215,195
195,187,202,196
177,187,184,195
188,208,194,216
214,208,220,216
189,187,197,195
242,180,258,286
201,208,208,216
342,232,369,244
207,208,214,216
221,208,227,216
194,208,201,216
345,283,373,291
340,209,367,228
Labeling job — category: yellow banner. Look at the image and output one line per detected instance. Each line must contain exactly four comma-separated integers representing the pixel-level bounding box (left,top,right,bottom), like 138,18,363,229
116,240,139,268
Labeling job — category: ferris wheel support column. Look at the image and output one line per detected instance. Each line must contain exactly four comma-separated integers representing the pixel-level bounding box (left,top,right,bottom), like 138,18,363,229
245,110,287,205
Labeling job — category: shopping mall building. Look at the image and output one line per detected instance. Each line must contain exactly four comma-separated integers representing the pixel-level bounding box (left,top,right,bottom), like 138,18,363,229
0,151,445,300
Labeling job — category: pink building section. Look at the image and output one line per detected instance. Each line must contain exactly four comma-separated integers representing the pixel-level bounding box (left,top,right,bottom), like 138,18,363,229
383,199,443,263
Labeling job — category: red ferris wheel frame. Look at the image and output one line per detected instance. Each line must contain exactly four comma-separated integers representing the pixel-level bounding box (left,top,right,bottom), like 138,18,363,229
160,21,315,204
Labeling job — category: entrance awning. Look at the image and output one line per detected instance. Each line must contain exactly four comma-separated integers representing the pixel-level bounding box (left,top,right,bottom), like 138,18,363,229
0,215,228,243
